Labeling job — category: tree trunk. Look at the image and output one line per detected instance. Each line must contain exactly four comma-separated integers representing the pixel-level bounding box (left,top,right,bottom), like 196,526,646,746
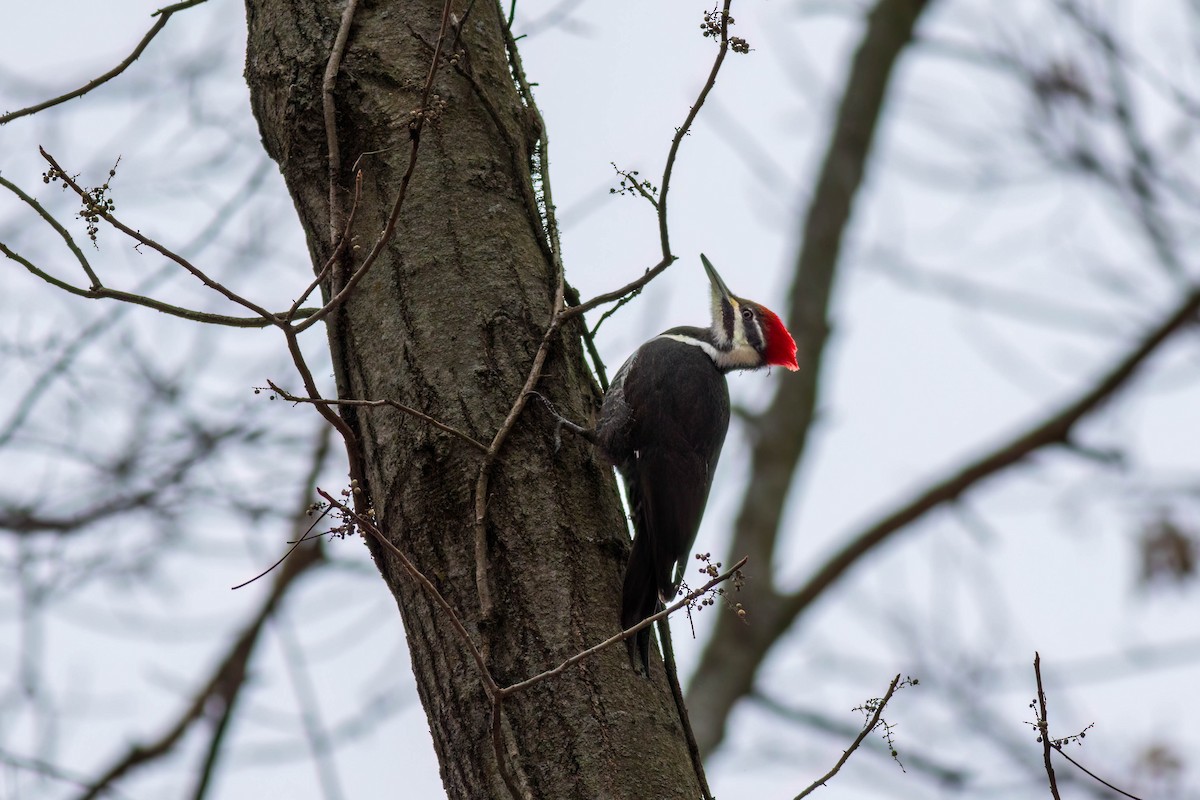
243,0,701,797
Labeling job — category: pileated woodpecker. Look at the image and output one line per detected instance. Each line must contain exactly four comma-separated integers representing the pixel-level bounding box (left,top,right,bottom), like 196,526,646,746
596,254,799,672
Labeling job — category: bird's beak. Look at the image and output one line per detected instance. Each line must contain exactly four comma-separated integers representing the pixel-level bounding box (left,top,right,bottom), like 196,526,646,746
700,253,736,305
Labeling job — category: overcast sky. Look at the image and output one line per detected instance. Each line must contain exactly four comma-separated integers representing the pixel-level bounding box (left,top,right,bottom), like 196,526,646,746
2,1,1198,798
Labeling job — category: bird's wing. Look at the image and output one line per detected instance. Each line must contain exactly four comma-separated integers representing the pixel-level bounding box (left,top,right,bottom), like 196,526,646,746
596,350,638,464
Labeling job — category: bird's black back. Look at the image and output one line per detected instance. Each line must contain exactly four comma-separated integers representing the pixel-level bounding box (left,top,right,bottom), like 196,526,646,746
597,329,731,671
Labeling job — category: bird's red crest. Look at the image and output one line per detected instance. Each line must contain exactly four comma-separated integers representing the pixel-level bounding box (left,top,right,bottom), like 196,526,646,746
758,307,799,371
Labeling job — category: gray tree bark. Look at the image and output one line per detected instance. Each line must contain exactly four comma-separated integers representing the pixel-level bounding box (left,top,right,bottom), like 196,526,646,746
244,1,701,797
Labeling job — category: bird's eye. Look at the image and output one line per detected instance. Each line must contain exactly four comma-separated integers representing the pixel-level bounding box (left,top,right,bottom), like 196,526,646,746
741,308,754,321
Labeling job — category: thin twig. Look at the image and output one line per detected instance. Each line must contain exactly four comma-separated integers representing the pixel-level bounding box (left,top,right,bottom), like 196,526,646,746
659,618,714,800
321,490,499,698
0,240,285,327
77,539,324,800
794,674,903,799
2,172,98,287
458,17,577,629
491,701,531,800
750,691,967,786
783,282,1200,622
1033,653,1062,800
499,557,748,696
560,255,674,321
500,19,562,267
564,283,609,390
588,289,640,337
323,0,362,249
0,176,295,327
39,148,278,322
1053,746,1145,800
473,284,566,622
658,0,731,258
288,170,363,321
267,380,489,453
0,0,210,126
560,0,735,321
294,0,455,333
279,327,367,515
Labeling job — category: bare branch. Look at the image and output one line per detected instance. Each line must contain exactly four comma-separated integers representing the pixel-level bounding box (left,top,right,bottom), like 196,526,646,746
689,0,934,756
266,380,489,453
794,674,903,799
77,539,324,800
473,283,566,621
751,691,968,787
294,0,456,333
0,175,293,327
560,254,674,321
0,0,211,126
491,702,531,800
1053,747,1145,800
323,0,362,248
499,556,748,696
782,283,1200,623
655,0,733,260
321,490,499,698
39,149,278,322
279,327,364,501
1033,652,1146,800
560,0,737,321
1033,653,1063,800
287,170,363,321
659,619,715,800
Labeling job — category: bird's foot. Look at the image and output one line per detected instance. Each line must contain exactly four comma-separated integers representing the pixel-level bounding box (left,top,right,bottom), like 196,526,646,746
526,391,595,451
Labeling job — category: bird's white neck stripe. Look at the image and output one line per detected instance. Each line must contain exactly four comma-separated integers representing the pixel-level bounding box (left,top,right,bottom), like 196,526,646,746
654,333,721,362
654,332,763,371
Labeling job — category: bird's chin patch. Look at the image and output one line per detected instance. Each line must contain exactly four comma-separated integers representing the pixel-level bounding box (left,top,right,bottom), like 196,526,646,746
713,345,763,371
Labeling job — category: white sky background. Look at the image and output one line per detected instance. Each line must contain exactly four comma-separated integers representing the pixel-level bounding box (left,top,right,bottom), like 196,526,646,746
1,0,1198,799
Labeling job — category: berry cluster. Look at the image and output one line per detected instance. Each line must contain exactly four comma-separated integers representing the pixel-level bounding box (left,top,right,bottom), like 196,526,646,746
43,160,120,245
409,94,449,129
306,482,374,541
609,165,659,199
700,9,729,38
700,8,751,53
1027,699,1095,747
686,552,746,616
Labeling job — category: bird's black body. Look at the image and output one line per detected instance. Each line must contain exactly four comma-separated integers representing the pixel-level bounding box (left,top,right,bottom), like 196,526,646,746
598,327,732,671
592,256,798,674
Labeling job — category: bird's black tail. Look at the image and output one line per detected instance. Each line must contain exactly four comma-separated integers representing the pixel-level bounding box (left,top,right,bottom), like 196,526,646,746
621,529,661,674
